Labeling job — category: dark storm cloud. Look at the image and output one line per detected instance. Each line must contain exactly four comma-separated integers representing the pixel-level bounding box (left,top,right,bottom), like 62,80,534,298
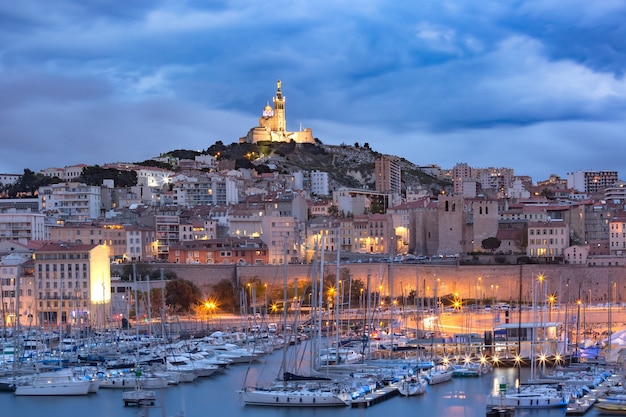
0,0,625,180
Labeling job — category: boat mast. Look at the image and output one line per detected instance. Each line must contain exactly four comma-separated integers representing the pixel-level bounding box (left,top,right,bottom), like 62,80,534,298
317,235,325,371
132,264,141,367
310,237,318,370
279,239,288,383
517,265,523,392
389,253,394,358
160,268,167,340
335,227,340,363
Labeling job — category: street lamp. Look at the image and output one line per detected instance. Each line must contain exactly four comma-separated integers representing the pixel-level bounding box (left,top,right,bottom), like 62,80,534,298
246,283,251,317
360,288,364,311
548,293,556,321
339,280,344,310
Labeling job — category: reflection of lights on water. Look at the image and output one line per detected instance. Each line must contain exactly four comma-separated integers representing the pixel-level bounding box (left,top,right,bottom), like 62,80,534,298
442,391,467,400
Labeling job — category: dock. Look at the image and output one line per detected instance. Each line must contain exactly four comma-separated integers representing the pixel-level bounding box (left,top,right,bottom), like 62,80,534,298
351,384,399,408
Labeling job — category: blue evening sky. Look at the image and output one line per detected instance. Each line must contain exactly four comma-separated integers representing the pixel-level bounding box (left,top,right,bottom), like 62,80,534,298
1,1,625,181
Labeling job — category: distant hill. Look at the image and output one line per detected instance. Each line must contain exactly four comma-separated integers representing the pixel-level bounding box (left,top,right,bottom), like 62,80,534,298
175,140,451,196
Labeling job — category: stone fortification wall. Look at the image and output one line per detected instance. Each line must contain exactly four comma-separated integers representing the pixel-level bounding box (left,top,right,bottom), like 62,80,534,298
150,263,625,304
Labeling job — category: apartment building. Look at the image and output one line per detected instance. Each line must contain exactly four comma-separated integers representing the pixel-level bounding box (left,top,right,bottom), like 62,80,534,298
261,215,300,264
0,209,48,244
33,243,110,328
124,225,158,262
0,252,34,327
173,174,239,207
527,220,570,259
38,182,101,221
167,237,269,265
609,216,626,256
568,170,619,194
310,171,330,196
49,222,127,262
293,170,330,196
227,206,264,238
375,155,401,195
452,163,472,196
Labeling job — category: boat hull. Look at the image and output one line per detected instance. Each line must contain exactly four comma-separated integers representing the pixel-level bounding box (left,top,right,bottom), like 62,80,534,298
486,393,568,409
240,387,350,407
15,381,91,396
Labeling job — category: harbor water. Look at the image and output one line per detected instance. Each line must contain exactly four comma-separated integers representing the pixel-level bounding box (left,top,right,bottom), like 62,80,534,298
0,346,613,417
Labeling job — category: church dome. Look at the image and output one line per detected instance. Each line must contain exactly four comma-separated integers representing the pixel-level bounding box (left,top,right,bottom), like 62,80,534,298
263,104,273,112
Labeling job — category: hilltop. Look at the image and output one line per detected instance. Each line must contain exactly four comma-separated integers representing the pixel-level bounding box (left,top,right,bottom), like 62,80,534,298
191,140,450,195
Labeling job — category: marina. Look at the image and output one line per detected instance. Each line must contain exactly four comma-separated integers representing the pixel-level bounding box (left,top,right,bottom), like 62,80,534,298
0,343,622,417
2,263,626,417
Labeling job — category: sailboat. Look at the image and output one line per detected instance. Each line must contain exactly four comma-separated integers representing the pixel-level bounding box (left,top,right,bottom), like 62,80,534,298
397,372,427,396
239,238,351,407
122,264,157,406
425,364,453,385
486,272,568,409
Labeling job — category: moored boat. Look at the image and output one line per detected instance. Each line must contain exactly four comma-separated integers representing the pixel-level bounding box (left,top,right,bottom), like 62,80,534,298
426,365,453,385
14,368,91,396
486,384,569,409
397,375,427,396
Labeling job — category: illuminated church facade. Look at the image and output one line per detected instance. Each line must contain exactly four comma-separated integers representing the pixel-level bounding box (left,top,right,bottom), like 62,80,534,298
242,80,315,144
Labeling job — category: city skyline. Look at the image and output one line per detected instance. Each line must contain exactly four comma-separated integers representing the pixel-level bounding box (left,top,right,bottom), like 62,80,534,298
1,1,625,180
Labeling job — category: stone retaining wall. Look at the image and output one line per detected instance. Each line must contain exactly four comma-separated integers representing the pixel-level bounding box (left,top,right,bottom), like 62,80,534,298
130,263,626,304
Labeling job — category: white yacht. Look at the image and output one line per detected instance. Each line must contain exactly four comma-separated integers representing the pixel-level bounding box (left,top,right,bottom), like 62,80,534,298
425,365,453,385
318,347,363,365
201,343,262,364
15,368,91,396
486,384,569,408
240,381,351,407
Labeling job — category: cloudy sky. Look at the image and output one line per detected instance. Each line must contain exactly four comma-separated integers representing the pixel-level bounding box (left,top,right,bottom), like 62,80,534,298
1,1,625,181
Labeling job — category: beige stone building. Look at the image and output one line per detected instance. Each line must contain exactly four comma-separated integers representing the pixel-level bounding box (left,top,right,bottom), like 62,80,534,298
33,243,110,328
527,220,570,259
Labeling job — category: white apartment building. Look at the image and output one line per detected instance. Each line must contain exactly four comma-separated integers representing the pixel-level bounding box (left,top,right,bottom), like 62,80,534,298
173,175,239,207
124,225,158,262
567,170,619,194
310,170,330,196
605,181,626,203
38,182,101,221
135,166,175,188
0,210,48,243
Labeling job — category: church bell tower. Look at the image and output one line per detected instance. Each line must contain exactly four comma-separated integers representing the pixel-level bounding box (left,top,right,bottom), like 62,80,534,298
273,80,286,132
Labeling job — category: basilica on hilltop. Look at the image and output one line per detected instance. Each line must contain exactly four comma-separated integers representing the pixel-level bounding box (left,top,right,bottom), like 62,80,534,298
241,80,315,144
